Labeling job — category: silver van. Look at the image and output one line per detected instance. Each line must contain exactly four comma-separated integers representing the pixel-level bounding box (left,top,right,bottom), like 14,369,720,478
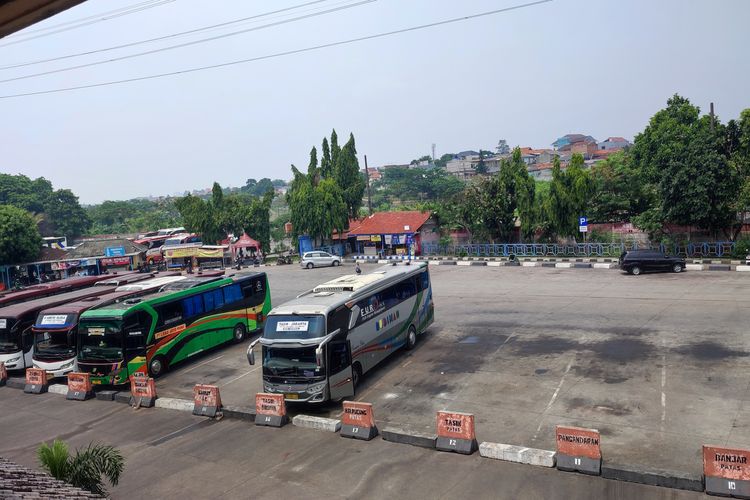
300,251,341,269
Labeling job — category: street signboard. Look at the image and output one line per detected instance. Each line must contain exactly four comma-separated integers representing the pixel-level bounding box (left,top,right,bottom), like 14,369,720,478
579,217,588,233
105,246,126,257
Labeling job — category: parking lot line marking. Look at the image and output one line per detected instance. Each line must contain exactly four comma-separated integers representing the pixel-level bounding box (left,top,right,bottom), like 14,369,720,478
532,360,572,442
220,366,259,387
661,341,667,433
401,360,412,368
182,354,225,373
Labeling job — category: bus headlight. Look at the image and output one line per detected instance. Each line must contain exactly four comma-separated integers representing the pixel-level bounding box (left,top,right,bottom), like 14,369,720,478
307,382,326,394
59,360,75,370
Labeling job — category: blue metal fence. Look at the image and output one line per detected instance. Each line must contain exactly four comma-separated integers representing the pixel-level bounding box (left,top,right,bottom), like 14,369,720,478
422,242,736,258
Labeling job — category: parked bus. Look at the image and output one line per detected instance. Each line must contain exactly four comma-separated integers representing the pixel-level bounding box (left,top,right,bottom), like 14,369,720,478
76,271,271,385
247,262,433,403
31,274,185,378
0,274,134,307
0,273,155,371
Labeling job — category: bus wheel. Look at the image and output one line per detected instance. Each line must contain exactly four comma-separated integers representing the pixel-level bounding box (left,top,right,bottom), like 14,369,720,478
148,355,167,378
352,363,362,390
233,323,247,343
405,325,417,350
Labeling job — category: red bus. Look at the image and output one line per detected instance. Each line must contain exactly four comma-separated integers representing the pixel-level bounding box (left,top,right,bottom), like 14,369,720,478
0,273,138,308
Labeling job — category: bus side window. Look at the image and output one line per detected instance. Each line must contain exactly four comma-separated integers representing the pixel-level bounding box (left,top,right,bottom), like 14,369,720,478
417,271,430,292
396,280,416,301
212,289,224,309
381,285,398,309
223,284,242,305
327,306,349,335
204,291,216,312
156,301,183,327
182,295,204,319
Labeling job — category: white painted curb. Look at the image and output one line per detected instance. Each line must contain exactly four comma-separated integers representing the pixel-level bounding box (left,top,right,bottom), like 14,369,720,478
457,261,472,266
736,265,750,272
593,263,617,269
521,261,540,267
555,262,573,268
292,414,341,432
487,261,503,267
686,264,705,271
479,442,555,467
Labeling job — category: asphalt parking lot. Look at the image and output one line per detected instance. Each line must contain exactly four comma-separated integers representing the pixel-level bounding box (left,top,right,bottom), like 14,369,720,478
0,389,703,499
150,263,750,477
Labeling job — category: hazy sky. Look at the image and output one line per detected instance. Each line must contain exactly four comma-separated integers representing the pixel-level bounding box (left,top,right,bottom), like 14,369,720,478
1,0,748,204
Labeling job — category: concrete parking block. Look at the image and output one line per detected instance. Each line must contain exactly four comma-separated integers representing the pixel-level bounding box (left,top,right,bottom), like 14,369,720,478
572,263,592,268
522,262,540,267
686,263,705,271
469,261,487,266
47,384,67,395
555,263,573,268
382,427,437,449
707,264,731,271
292,415,341,432
487,261,503,267
479,442,555,468
154,397,193,412
737,265,750,272
457,261,471,266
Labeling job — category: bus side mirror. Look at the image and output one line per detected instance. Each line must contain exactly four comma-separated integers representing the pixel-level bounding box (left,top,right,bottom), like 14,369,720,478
247,348,255,366
315,346,323,368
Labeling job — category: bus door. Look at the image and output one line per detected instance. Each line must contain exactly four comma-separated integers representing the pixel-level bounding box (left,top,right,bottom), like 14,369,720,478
123,312,151,376
328,340,354,400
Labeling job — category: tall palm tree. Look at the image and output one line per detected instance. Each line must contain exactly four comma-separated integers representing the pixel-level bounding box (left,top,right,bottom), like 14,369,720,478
37,440,124,496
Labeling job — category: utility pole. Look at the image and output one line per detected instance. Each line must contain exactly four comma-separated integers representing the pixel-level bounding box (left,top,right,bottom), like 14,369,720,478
364,155,373,215
710,102,716,131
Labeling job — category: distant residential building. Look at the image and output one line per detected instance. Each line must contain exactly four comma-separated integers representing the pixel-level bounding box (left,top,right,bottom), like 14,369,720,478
446,153,502,180
598,136,631,151
455,150,479,160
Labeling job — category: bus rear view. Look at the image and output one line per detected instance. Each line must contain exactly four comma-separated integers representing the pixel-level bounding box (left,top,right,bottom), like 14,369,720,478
248,262,434,403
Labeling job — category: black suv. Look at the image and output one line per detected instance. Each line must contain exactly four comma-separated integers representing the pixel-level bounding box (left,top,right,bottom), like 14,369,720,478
619,250,686,275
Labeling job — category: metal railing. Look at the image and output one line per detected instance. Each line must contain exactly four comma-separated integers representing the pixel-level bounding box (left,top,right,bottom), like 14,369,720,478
422,242,736,258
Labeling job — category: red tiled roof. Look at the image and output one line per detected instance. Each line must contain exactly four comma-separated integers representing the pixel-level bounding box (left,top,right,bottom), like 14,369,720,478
606,136,627,143
518,147,535,156
348,211,431,235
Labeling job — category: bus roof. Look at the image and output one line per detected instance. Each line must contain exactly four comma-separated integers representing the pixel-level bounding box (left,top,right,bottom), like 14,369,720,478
271,262,428,316
0,284,122,321
79,271,266,320
114,275,186,292
0,273,134,306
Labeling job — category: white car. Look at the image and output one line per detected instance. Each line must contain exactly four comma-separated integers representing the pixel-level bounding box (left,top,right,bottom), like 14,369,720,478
300,251,341,269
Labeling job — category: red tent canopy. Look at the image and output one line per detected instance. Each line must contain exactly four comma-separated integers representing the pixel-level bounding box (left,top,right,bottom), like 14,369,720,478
221,233,261,256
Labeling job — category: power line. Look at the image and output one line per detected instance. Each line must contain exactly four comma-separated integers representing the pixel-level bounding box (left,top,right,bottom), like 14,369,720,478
0,0,376,83
6,0,166,36
0,0,552,100
0,0,176,48
0,0,336,70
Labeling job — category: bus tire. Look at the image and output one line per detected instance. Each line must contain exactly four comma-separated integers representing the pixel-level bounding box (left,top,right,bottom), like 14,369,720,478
405,325,417,350
148,355,168,378
233,323,247,343
352,362,362,390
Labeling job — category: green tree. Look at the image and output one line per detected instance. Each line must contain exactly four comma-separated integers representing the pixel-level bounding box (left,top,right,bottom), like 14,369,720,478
320,137,333,178
335,133,366,219
434,153,455,169
631,94,738,236
0,205,41,264
500,148,536,240
330,129,341,173
38,440,124,496
287,165,347,246
45,189,91,239
589,151,653,223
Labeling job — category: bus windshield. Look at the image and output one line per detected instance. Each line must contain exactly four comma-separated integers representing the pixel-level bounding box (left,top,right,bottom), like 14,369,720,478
34,330,75,359
263,314,325,340
262,346,325,379
77,321,123,362
0,330,18,353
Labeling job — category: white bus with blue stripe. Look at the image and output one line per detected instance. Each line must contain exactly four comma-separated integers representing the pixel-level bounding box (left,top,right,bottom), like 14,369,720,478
247,262,434,403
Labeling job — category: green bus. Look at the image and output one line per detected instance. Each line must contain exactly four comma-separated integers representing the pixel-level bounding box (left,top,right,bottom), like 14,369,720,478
77,272,271,385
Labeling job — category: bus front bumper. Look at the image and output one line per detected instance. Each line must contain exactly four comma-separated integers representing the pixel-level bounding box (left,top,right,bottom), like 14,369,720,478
32,358,76,378
0,351,23,370
263,380,328,403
